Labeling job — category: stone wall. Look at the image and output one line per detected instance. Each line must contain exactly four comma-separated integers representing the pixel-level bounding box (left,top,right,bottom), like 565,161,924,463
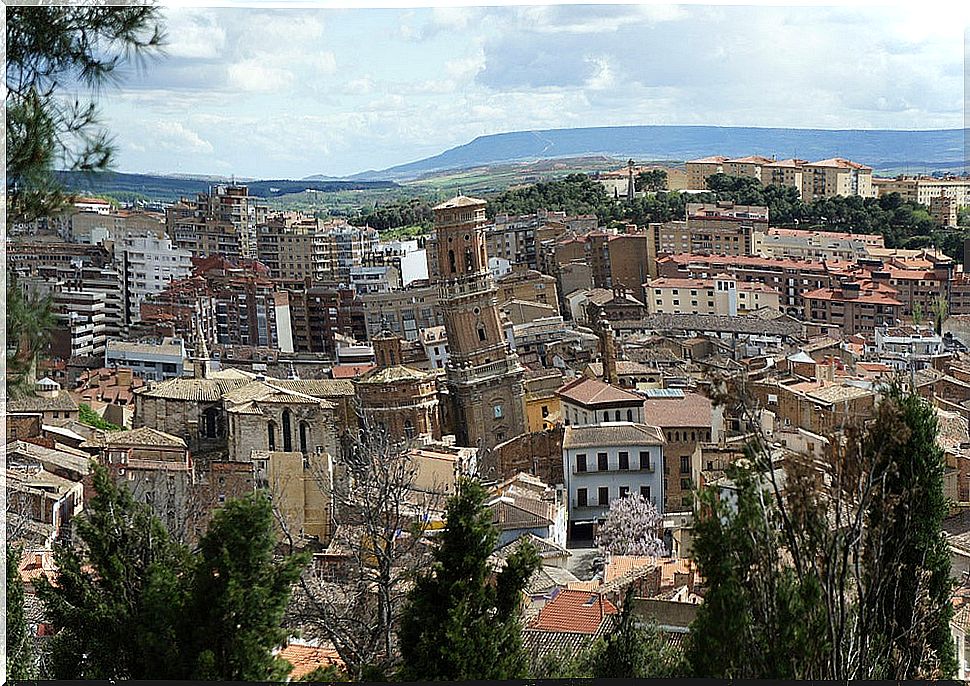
487,426,564,485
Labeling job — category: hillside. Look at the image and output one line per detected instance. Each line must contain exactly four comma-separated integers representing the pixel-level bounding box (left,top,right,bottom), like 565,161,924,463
347,125,967,181
55,171,398,202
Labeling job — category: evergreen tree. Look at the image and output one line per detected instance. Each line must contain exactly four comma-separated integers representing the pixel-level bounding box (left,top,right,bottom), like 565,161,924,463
397,478,540,681
592,588,687,678
35,463,191,680
860,385,957,678
6,544,34,680
6,6,165,219
186,493,309,681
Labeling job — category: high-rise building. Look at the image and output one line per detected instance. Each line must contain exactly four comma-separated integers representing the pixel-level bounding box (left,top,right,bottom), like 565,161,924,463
167,185,265,260
116,233,193,325
433,196,526,449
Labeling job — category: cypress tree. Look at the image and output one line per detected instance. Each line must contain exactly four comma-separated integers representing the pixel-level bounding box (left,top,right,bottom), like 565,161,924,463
186,492,309,681
397,478,539,680
35,463,191,679
6,544,34,680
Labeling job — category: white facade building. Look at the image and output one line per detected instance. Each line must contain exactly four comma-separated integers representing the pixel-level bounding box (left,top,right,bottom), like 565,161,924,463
116,233,193,324
105,338,188,381
562,422,666,535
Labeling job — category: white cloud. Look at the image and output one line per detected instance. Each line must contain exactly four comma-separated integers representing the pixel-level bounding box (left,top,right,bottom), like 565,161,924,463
165,9,226,59
227,60,295,93
153,121,214,154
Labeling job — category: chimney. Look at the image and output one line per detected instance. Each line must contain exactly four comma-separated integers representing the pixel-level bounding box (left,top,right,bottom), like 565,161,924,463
116,368,133,388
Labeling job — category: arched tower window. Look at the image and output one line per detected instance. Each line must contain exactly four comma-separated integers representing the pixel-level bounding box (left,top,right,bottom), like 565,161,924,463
299,421,309,454
448,250,456,274
202,407,218,439
626,409,633,422
477,326,486,342
465,247,473,272
282,409,293,452
268,421,276,450
404,419,415,439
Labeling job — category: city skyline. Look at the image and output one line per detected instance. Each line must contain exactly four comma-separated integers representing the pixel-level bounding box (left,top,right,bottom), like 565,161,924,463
96,2,966,179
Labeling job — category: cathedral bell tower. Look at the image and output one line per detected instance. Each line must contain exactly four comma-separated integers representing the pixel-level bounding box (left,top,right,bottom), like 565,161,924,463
433,195,526,450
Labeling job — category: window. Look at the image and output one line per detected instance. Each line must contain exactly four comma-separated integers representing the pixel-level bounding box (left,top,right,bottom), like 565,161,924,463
494,405,503,419
626,409,633,421
639,451,651,470
619,486,630,498
478,326,487,342
282,409,293,452
597,452,608,471
577,488,588,507
619,451,629,470
681,478,692,491
680,456,691,474
541,405,549,418
603,412,609,422
598,486,609,506
268,421,276,450
614,410,621,421
640,485,651,501
300,422,309,453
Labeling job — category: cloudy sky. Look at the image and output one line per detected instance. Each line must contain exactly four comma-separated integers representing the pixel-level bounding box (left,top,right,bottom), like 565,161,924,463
100,2,967,179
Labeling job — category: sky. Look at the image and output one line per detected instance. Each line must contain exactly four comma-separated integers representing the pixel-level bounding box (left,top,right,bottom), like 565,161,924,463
98,1,968,179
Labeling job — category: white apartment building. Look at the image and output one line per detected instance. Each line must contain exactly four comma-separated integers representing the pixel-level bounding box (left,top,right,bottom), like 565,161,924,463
562,422,666,536
105,338,188,381
50,288,108,360
870,325,945,371
419,325,449,370
349,264,401,295
116,233,193,324
752,227,885,261
645,275,780,317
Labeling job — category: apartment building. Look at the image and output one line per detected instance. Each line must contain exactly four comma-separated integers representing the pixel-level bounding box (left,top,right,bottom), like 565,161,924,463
349,265,401,295
486,214,540,268
562,422,666,536
642,389,716,511
330,222,379,285
803,280,903,335
723,155,775,182
115,233,193,324
656,253,842,317
496,264,559,310
553,229,655,292
752,227,885,261
871,325,946,371
287,286,363,357
645,275,780,316
762,158,808,194
166,184,265,260
557,376,645,427
801,158,875,200
873,175,970,207
931,195,959,226
49,287,108,360
257,212,337,287
359,282,442,341
7,242,112,275
685,155,729,189
651,202,767,258
69,208,166,244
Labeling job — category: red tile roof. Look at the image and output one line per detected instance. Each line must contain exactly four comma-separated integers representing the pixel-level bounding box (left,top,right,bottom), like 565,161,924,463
808,157,872,171
530,590,618,634
278,642,343,680
642,391,713,429
557,376,642,407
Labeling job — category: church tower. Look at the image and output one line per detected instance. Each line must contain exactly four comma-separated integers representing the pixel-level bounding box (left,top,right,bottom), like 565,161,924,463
433,195,526,450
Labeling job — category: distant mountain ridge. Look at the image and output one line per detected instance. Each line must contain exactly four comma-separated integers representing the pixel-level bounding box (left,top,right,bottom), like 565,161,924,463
56,171,398,202
344,125,967,181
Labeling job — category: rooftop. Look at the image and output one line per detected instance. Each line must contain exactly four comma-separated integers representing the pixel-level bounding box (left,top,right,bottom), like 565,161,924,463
105,426,187,448
557,376,643,407
641,391,713,429
434,195,486,210
529,589,618,634
563,422,666,449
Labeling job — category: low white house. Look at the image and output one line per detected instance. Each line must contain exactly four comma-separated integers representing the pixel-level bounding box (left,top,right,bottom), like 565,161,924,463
562,422,666,539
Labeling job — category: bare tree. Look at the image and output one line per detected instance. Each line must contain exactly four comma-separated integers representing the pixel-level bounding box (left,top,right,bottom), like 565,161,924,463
279,410,445,679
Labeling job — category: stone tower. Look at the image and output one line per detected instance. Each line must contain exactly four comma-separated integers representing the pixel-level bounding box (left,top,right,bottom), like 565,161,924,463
433,195,526,450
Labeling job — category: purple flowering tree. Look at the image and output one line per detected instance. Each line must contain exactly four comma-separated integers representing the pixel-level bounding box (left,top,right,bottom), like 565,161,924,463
595,494,666,557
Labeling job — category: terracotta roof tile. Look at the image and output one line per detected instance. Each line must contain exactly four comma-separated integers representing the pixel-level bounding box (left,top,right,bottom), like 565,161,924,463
529,589,618,634
557,377,642,407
